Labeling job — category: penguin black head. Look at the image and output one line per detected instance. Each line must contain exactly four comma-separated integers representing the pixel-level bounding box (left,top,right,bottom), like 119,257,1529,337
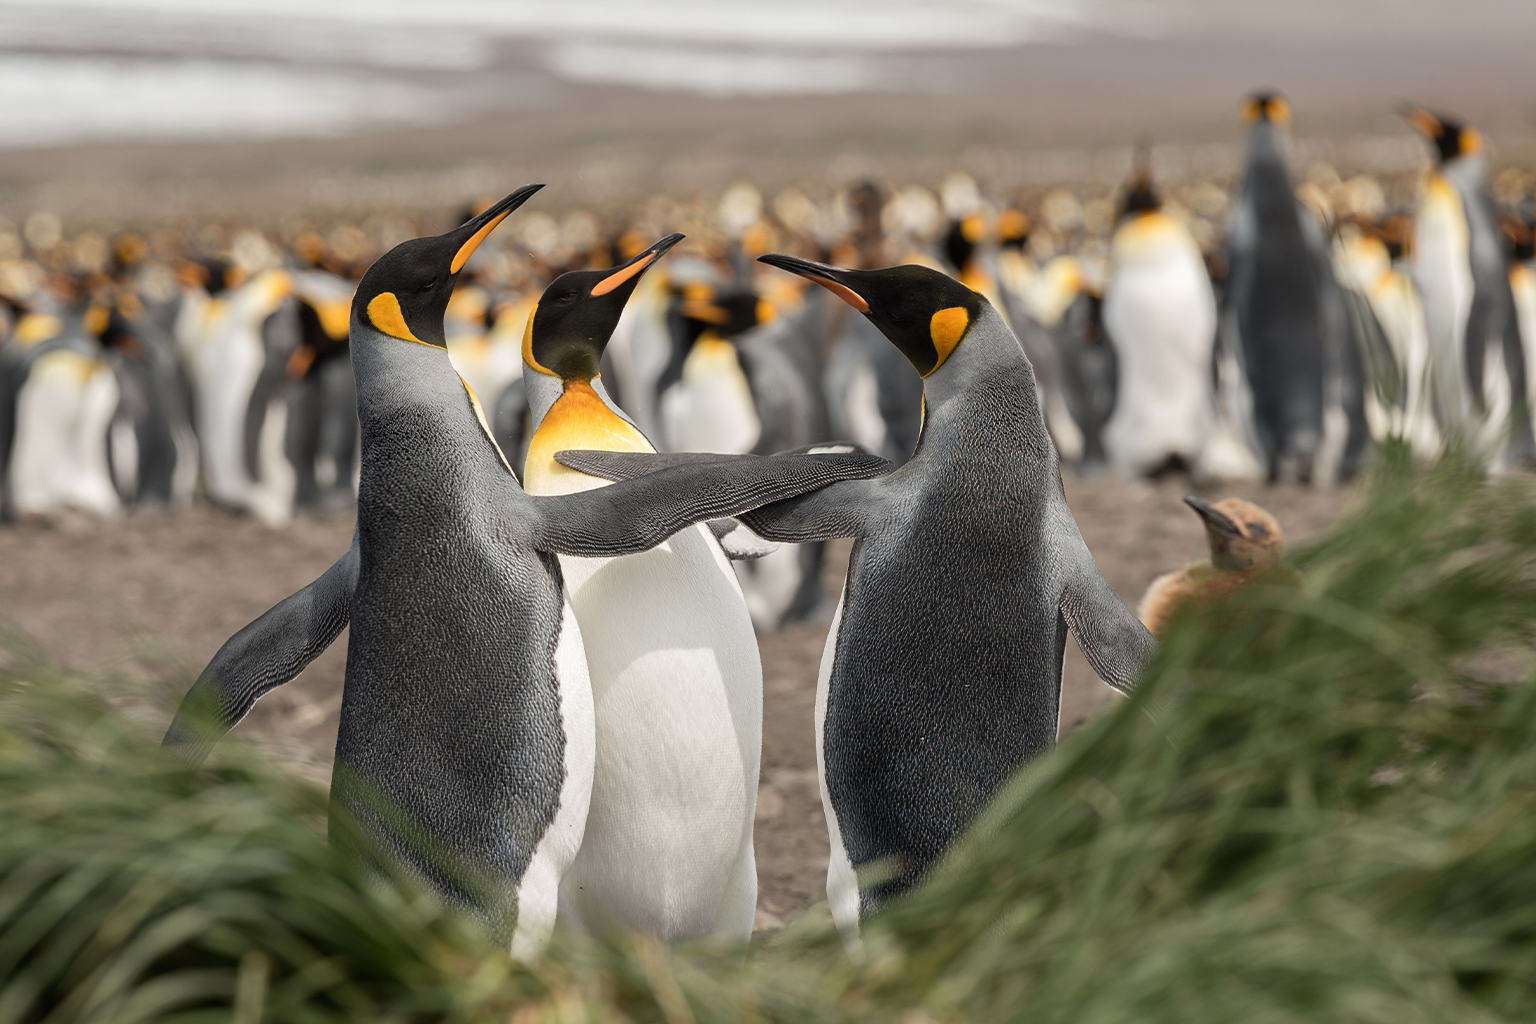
525,232,683,380
942,213,986,274
997,208,1030,251
1183,495,1284,571
677,287,766,340
354,183,543,349
1120,137,1160,221
758,254,983,378
1403,106,1482,164
1242,92,1291,128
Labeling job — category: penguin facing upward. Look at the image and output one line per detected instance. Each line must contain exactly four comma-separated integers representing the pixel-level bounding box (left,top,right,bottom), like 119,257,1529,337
161,189,888,955
1137,495,1290,639
519,233,766,942
1102,155,1218,477
1407,106,1535,467
1226,93,1330,482
558,255,1158,943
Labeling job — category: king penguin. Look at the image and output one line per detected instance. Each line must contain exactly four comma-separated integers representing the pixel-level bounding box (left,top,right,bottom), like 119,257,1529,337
519,233,765,942
558,255,1158,944
1225,94,1333,482
1101,153,1218,477
161,188,887,955
1407,106,1536,467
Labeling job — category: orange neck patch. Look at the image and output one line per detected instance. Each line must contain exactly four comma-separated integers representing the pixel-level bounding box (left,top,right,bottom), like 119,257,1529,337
926,306,969,377
523,378,653,495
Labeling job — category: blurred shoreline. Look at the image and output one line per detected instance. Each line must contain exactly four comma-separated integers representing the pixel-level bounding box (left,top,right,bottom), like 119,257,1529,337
2,16,1533,224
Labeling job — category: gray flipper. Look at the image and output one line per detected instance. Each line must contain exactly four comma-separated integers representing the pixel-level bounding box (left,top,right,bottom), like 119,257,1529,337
528,451,886,557
1057,523,1158,694
162,530,359,764
552,447,891,543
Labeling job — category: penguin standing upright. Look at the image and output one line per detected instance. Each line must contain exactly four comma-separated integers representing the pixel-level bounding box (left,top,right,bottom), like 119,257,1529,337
6,301,121,519
176,262,295,520
162,187,886,955
1407,106,1535,466
520,234,765,942
285,269,359,511
1101,155,1218,477
1225,94,1332,481
559,256,1158,943
658,283,762,455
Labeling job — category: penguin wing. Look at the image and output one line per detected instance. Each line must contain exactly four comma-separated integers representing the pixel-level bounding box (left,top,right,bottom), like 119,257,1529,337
162,530,358,764
553,446,893,542
1057,520,1158,694
527,451,888,557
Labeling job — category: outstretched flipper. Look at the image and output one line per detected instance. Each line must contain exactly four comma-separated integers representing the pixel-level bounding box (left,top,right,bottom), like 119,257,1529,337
553,445,892,544
1056,519,1157,693
530,451,886,557
163,531,360,764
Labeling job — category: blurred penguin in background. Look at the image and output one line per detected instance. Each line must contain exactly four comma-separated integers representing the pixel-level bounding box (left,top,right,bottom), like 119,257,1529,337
1225,93,1370,483
284,243,359,513
5,290,120,520
1335,214,1438,456
1102,147,1218,477
1506,210,1536,415
1406,106,1535,468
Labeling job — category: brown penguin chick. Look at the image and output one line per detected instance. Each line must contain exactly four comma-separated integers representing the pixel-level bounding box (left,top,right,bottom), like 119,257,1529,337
1137,495,1289,638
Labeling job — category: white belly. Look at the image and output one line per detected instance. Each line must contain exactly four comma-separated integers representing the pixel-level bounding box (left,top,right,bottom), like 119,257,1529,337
11,352,121,518
511,598,595,959
815,588,863,954
556,522,762,941
1102,254,1216,475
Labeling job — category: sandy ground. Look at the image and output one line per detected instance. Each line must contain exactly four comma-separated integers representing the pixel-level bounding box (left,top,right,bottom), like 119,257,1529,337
0,474,1352,928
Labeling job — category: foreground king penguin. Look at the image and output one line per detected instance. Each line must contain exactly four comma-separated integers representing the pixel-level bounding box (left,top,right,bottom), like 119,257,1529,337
519,233,764,941
559,255,1159,943
161,186,886,956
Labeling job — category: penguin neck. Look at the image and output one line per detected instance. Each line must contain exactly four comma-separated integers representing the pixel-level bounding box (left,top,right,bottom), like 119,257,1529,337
917,301,1044,428
350,319,506,480
1243,124,1300,222
1439,151,1488,201
523,375,654,496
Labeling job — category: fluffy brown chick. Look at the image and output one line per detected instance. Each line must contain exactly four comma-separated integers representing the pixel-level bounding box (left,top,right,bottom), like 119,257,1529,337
1137,495,1288,638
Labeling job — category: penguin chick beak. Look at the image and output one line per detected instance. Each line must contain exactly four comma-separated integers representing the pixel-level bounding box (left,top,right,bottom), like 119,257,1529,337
449,183,545,275
1183,495,1242,537
757,253,871,313
592,232,684,297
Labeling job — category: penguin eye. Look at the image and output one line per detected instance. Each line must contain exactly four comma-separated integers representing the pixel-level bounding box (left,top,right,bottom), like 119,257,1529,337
555,290,577,305
420,276,438,292
887,311,906,324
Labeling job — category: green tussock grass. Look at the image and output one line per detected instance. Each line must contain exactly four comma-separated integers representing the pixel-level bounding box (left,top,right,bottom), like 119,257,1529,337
6,443,1536,1022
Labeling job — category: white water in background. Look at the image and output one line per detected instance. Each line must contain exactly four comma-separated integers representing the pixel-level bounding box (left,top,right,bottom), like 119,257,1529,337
0,0,1094,145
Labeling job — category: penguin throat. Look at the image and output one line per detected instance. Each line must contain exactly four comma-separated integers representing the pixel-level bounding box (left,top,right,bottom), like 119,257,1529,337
523,378,653,496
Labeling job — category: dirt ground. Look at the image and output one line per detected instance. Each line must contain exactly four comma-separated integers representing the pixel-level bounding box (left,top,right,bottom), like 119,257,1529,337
0,474,1353,929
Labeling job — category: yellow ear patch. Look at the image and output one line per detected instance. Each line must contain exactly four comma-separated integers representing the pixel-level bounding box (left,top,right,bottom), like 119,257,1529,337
521,302,556,376
367,292,430,346
927,306,969,376
1462,127,1483,155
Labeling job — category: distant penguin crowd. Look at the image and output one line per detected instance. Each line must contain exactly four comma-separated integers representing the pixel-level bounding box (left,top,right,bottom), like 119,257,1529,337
0,89,1532,951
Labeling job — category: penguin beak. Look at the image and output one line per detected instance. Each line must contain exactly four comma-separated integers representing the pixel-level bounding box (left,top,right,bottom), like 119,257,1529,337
591,232,684,297
1184,495,1242,537
757,253,871,313
1400,104,1443,140
448,183,545,275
